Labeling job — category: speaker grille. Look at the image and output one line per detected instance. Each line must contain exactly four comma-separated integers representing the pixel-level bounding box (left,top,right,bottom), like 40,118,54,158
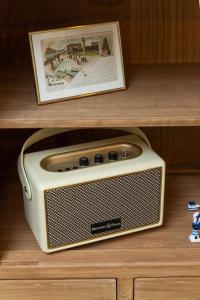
45,167,162,249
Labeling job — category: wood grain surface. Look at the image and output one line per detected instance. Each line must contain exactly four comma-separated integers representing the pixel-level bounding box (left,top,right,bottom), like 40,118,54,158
0,174,199,279
0,64,200,128
135,278,200,300
117,278,133,300
0,279,116,300
131,0,200,63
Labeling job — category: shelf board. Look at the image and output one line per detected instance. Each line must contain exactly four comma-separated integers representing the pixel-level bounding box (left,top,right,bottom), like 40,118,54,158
0,64,200,128
1,174,200,279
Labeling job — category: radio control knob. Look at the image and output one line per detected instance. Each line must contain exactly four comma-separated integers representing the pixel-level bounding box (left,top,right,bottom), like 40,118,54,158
95,153,104,164
108,151,118,161
79,157,89,167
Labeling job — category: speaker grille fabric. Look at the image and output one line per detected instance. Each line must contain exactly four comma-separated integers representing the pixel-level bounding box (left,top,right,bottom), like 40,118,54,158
45,168,162,249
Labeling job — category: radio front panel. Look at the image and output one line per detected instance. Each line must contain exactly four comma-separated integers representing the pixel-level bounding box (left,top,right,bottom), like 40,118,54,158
45,167,162,249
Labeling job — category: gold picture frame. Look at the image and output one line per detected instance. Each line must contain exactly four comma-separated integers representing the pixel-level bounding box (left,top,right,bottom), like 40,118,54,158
29,21,126,105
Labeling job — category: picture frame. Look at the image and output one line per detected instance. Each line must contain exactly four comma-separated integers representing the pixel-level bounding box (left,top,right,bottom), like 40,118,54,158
29,21,126,105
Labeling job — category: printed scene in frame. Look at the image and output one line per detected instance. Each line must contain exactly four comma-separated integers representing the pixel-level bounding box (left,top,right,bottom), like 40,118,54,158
41,31,118,92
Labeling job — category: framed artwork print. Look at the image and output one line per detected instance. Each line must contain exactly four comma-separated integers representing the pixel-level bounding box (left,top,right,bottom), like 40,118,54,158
29,21,126,105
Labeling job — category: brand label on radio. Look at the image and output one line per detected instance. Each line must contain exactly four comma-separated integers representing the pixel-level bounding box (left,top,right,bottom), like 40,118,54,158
91,218,121,234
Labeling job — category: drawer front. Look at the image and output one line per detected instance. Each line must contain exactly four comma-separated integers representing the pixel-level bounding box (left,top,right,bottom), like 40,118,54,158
135,278,200,300
0,279,116,300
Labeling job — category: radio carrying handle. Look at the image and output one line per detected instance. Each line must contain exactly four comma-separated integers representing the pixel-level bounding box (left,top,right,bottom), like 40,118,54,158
18,127,151,200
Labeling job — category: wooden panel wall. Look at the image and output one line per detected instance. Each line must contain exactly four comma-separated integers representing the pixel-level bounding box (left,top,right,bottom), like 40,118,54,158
131,0,200,63
0,0,131,65
1,0,200,64
143,127,200,172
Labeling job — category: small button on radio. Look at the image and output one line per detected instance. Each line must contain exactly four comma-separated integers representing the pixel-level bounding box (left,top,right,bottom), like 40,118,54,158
79,156,89,167
94,153,104,164
108,151,118,161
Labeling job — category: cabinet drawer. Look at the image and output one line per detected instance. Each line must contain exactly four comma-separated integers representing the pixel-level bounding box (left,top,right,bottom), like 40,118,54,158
0,279,116,300
135,278,199,300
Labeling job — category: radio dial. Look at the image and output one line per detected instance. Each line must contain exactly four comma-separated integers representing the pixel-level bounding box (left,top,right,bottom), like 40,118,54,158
95,154,104,164
79,157,89,167
108,151,118,161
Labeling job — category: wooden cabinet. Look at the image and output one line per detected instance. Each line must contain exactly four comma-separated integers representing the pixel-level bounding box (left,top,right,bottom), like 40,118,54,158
0,279,116,300
1,1,200,300
135,278,200,300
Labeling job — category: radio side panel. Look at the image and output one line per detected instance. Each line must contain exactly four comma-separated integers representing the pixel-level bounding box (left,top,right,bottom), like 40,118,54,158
23,180,48,252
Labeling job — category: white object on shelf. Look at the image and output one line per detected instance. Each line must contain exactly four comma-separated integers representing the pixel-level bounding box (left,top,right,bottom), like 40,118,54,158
189,233,200,242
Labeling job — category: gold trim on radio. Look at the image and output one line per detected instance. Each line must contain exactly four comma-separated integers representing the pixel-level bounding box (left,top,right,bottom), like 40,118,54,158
41,142,142,172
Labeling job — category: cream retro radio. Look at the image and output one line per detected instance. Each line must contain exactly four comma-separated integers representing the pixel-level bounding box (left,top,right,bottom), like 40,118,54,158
18,128,165,253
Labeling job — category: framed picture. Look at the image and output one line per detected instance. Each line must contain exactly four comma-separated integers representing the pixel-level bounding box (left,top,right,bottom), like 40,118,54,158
29,21,125,105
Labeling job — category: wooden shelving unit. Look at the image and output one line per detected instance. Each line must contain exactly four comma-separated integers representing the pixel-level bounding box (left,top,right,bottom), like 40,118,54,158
1,0,200,299
1,64,200,128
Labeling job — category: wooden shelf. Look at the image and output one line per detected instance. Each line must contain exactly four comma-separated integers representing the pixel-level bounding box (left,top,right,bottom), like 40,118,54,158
1,64,200,128
1,173,200,279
